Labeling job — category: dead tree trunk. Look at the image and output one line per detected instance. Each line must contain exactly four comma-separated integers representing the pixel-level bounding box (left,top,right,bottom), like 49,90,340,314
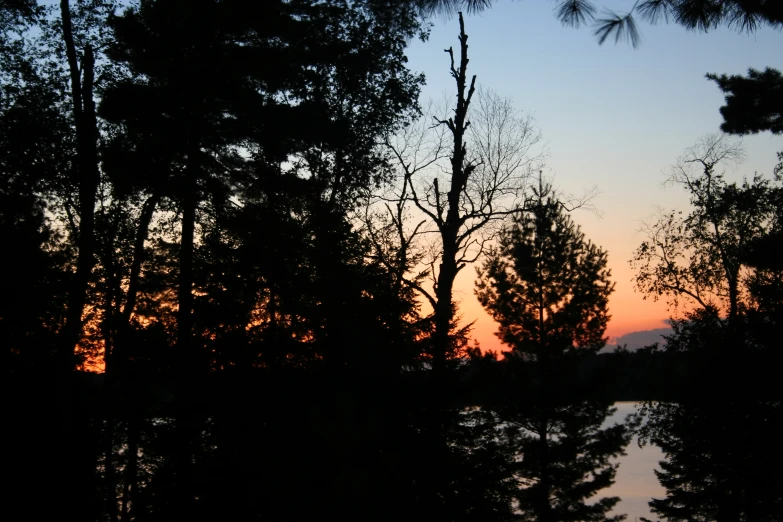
431,12,476,372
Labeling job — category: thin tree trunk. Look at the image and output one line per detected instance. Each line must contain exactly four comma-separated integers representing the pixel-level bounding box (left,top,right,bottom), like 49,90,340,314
111,192,160,369
57,3,101,520
121,193,160,325
178,160,197,370
174,152,199,517
97,193,159,522
60,0,100,361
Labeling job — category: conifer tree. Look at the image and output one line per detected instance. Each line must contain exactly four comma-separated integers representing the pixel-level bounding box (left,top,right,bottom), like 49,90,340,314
476,178,631,522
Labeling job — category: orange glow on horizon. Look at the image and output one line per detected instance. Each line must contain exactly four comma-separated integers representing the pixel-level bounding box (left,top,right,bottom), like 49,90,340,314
454,248,675,353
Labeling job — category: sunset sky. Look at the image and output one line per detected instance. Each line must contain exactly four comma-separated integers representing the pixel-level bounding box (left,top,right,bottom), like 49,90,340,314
405,0,783,353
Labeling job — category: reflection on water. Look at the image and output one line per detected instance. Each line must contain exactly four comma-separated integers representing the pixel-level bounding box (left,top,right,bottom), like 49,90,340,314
598,402,665,522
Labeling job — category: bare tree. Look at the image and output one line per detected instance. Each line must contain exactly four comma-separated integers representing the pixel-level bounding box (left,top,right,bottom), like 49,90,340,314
381,13,544,370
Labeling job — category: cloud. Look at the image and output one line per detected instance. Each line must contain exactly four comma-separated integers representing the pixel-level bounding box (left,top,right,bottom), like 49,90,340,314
603,327,672,352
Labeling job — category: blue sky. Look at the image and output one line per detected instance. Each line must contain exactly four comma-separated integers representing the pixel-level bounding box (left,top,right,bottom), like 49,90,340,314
404,1,783,352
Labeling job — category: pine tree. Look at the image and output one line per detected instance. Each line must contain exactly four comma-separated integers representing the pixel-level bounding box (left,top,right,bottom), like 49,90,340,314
476,178,614,360
476,178,631,522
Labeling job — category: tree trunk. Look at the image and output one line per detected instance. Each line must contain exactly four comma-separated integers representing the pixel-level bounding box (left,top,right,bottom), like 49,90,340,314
56,3,101,520
109,192,160,373
174,152,199,517
537,417,552,522
432,12,475,372
433,236,457,372
178,164,197,373
59,0,100,362
122,193,160,326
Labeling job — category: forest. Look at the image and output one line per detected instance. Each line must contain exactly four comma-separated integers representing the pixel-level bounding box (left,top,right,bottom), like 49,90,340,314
2,1,781,521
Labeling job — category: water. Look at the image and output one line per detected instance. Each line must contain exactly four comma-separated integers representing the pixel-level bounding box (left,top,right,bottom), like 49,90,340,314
598,402,666,522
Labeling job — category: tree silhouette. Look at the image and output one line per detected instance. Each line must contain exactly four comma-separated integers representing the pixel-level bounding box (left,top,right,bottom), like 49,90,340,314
384,13,543,370
631,134,779,326
636,318,783,522
706,68,783,136
373,19,547,516
476,177,631,521
96,1,428,517
0,70,71,371
56,0,102,367
632,138,783,522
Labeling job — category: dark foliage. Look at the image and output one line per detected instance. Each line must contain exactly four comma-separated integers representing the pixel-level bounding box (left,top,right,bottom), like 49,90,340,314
477,181,632,521
633,141,783,522
707,67,783,135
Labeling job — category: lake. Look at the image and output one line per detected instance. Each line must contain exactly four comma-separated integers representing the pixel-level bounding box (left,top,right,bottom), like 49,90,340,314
598,402,666,522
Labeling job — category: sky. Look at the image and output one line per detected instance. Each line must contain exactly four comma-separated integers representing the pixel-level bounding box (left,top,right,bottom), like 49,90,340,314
404,0,783,354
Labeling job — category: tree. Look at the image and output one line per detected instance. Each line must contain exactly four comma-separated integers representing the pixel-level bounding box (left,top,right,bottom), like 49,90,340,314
476,177,614,359
384,13,543,370
97,1,428,517
0,57,71,372
1,2,123,518
707,67,783,136
635,310,783,522
637,393,782,522
631,136,783,522
703,65,783,285
630,134,778,326
101,3,283,512
102,0,426,369
57,0,102,366
476,178,630,522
